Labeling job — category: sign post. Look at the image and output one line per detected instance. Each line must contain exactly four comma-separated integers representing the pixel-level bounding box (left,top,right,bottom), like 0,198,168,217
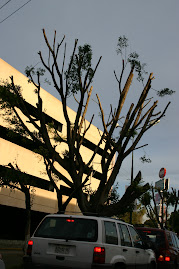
156,168,169,228
164,178,170,190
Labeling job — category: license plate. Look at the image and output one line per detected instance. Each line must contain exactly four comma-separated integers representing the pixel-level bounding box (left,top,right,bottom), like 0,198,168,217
55,245,70,254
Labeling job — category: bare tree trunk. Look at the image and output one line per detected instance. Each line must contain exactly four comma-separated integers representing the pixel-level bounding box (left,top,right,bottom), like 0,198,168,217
24,188,31,242
56,189,69,214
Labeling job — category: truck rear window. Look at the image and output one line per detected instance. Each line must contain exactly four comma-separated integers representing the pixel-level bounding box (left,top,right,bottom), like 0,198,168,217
137,229,165,248
34,217,98,242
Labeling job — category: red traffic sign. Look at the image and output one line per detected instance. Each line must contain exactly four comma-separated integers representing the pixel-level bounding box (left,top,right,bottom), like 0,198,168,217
159,168,166,179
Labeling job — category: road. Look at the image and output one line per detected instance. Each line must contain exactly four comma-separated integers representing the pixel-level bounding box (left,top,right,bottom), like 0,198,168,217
0,249,23,269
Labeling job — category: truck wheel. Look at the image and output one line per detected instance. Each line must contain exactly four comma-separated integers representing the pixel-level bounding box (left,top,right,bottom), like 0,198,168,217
149,262,156,269
114,263,125,269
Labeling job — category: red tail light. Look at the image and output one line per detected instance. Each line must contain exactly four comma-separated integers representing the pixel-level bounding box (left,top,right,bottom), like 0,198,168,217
165,256,170,262
27,240,33,256
93,247,105,264
66,219,75,222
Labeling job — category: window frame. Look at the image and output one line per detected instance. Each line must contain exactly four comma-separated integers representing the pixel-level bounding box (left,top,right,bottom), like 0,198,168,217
117,223,132,247
103,220,118,245
128,225,143,248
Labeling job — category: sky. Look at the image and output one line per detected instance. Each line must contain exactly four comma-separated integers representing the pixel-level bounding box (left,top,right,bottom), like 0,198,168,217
0,0,179,199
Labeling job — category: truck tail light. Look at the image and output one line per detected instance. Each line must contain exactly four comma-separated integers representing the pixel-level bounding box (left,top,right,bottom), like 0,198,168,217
27,240,33,256
66,219,75,222
158,253,171,262
93,247,105,264
158,255,164,261
164,250,171,262
165,256,170,262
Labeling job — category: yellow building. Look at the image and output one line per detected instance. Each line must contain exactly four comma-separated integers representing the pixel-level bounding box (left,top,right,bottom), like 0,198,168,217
0,58,107,239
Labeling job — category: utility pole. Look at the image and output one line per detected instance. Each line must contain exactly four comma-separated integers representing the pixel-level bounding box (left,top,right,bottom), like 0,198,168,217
129,143,148,224
129,150,134,224
155,168,169,228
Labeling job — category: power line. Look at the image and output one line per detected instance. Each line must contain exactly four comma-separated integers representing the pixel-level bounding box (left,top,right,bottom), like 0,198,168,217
0,0,13,10
0,0,32,24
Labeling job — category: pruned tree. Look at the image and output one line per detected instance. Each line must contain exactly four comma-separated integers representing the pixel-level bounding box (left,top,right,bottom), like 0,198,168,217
0,30,170,216
141,186,179,229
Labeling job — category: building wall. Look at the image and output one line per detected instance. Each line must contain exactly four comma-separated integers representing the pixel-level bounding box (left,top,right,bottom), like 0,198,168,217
0,58,106,215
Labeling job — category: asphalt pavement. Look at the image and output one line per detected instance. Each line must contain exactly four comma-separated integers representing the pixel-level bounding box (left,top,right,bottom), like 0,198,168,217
0,240,24,269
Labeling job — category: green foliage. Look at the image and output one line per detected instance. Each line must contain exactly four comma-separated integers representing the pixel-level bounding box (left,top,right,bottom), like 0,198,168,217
116,35,148,82
140,191,152,206
165,190,179,207
47,122,65,143
0,80,22,108
168,211,179,234
25,65,36,77
118,203,146,224
0,81,29,137
141,187,178,229
126,128,138,138
143,218,157,228
108,182,120,204
116,36,174,94
116,35,129,55
128,52,148,82
140,154,152,163
65,44,94,94
157,88,175,97
116,128,138,142
0,168,18,188
25,65,46,83
25,65,50,88
44,78,51,85
62,149,70,159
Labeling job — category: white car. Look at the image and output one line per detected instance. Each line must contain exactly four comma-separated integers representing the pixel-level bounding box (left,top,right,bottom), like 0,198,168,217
24,214,156,269
0,254,5,269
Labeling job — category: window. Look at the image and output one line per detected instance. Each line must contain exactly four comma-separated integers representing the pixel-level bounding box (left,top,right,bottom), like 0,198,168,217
174,234,179,248
137,229,165,248
128,226,143,248
171,232,179,248
166,232,173,247
34,217,98,242
104,221,118,245
118,224,132,247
